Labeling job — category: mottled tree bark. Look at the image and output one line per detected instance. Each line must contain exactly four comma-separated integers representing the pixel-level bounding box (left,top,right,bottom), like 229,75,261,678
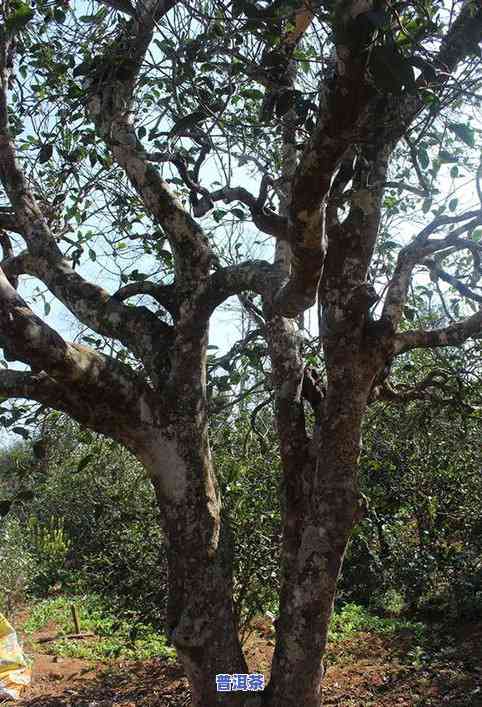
1,2,481,707
264,304,375,707
139,423,248,707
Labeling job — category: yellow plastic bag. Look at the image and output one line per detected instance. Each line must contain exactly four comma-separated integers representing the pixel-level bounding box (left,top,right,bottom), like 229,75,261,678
0,613,31,701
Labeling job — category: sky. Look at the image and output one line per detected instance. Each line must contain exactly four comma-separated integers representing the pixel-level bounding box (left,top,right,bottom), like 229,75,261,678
1,0,481,448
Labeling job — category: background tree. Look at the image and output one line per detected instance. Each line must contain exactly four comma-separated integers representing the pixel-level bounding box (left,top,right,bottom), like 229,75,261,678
0,1,481,706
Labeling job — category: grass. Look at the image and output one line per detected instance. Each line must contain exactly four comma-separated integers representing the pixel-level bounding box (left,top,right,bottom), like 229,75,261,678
22,594,176,662
23,596,427,664
328,602,426,643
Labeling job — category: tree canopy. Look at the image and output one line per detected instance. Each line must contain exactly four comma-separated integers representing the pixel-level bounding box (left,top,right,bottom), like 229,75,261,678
0,1,481,705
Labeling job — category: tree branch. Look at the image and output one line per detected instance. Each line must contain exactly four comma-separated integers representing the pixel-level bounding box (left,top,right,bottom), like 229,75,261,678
0,267,158,426
194,184,287,239
195,260,283,320
393,310,482,354
424,259,482,304
0,43,173,373
112,281,178,318
85,0,214,287
382,210,482,329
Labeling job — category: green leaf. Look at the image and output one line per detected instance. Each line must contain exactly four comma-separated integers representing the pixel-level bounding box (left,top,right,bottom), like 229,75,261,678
79,15,102,23
12,426,30,439
159,249,173,265
44,302,51,316
240,88,264,101
448,122,475,148
38,143,53,163
448,198,458,212
5,1,34,32
231,207,246,220
439,150,457,163
89,248,97,261
54,8,66,23
73,61,91,78
403,305,416,321
422,198,432,214
418,148,429,170
77,454,95,473
370,45,416,95
213,209,226,222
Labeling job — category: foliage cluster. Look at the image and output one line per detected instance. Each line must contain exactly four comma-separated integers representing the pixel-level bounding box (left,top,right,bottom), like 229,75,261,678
341,347,482,619
1,345,480,631
0,417,168,627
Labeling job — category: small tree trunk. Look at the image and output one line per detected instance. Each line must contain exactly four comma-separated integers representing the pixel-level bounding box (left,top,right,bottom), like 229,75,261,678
140,423,248,707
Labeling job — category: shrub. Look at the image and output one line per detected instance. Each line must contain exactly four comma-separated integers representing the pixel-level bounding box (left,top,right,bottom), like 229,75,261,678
0,515,33,616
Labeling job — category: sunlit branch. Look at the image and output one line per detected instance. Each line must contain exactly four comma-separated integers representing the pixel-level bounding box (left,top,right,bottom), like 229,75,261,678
382,210,482,329
393,310,482,354
424,259,482,304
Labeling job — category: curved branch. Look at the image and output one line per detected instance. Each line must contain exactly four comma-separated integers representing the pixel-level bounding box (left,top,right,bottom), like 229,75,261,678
382,211,482,330
393,310,482,354
0,264,156,402
193,185,287,240
195,260,283,320
424,259,482,304
0,364,164,450
112,281,178,318
370,369,451,403
0,265,165,449
85,0,214,287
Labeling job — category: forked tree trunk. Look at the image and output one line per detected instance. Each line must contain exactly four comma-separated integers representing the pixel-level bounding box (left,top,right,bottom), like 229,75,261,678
138,419,249,707
265,316,373,707
266,399,367,707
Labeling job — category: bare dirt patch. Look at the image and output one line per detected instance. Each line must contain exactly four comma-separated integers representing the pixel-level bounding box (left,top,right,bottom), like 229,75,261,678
7,612,481,706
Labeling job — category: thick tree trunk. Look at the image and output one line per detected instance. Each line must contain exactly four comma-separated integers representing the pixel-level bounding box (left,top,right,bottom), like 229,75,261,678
265,318,372,706
138,421,249,707
266,410,366,706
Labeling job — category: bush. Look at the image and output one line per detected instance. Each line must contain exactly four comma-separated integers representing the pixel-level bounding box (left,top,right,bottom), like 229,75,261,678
212,410,282,637
338,374,482,621
2,415,168,627
0,515,33,616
